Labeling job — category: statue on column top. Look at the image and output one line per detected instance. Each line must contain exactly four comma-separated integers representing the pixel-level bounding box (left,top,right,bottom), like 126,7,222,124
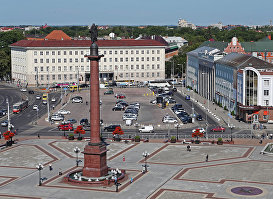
90,24,98,44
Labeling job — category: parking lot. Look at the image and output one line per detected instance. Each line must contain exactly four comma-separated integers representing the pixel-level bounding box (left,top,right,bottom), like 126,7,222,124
51,87,199,131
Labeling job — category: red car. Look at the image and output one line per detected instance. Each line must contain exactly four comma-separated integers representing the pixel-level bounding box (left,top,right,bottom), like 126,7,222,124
116,94,126,99
58,123,73,131
211,126,225,132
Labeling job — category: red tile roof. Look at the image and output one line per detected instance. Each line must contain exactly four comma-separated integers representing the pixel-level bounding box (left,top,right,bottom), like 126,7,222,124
45,30,71,40
10,39,166,48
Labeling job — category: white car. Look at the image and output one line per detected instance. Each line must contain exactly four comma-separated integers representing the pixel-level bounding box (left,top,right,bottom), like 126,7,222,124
51,98,56,102
72,98,83,103
36,95,41,100
33,105,38,110
51,115,64,121
163,117,178,123
123,113,137,121
20,88,27,92
192,128,206,133
57,110,71,115
139,125,154,133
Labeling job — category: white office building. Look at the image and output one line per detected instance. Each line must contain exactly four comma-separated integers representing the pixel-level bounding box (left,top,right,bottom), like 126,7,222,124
10,39,166,87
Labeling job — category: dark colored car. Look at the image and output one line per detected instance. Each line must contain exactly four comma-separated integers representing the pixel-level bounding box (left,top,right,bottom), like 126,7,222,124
172,88,177,92
112,106,125,111
80,118,89,125
196,115,203,121
172,104,183,111
80,84,89,88
104,90,114,95
104,125,121,132
185,95,190,100
116,102,128,107
67,119,77,124
28,90,34,94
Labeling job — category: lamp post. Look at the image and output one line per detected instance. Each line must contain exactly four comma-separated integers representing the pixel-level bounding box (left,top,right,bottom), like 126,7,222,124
6,98,10,131
175,123,180,140
74,146,81,167
36,163,44,186
142,151,150,173
230,124,233,142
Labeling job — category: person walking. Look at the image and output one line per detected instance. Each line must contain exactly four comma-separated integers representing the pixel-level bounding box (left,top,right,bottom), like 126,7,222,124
37,133,40,139
187,145,191,152
206,154,209,162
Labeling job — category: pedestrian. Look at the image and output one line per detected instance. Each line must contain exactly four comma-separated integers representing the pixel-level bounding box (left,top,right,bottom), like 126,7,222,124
206,154,209,162
187,145,191,152
130,177,133,183
49,164,53,171
52,105,55,110
59,168,62,175
0,131,2,139
38,133,40,139
259,139,263,144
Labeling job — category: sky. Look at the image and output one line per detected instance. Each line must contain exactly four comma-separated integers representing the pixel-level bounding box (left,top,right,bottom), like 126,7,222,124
1,0,273,26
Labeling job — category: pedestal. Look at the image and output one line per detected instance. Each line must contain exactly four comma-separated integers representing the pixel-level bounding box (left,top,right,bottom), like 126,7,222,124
82,143,108,177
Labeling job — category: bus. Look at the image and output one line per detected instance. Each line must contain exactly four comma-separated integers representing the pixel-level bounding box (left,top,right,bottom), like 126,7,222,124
13,100,28,113
69,85,81,91
42,93,48,101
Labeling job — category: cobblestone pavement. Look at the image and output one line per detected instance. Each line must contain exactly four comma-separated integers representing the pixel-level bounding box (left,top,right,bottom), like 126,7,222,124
0,137,272,198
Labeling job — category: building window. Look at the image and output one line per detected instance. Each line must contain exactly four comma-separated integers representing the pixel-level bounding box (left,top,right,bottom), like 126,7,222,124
58,66,61,71
64,66,67,71
157,72,160,77
264,100,269,106
136,50,139,54
120,65,123,70
69,51,72,55
70,74,73,80
70,58,72,63
147,57,150,61
264,80,269,86
120,73,123,78
46,51,49,55
157,57,160,61
141,72,144,77
147,64,150,70
75,51,78,55
136,57,139,61
58,58,61,63
64,58,67,63
46,75,49,80
152,72,155,77
46,66,49,72
141,50,144,54
40,51,43,56
70,66,73,71
104,51,107,54
157,50,160,54
40,75,44,80
264,90,269,96
109,65,112,70
52,59,55,63
141,57,144,61
35,67,37,71
81,58,84,62
115,58,118,62
52,75,55,80
120,58,123,62
75,58,78,62
136,65,139,69
147,72,149,77
146,50,149,54
34,59,38,63
131,57,134,62
120,50,123,54
115,51,118,54
125,50,128,54
52,51,55,55
104,58,107,62
81,66,84,71
131,65,134,70
157,64,160,69
52,66,55,71
64,74,67,80
152,50,155,54
141,65,144,69
64,51,67,55
40,59,43,63
131,73,134,77
58,51,61,55
46,59,49,63
58,75,61,80
126,73,129,77
34,51,37,56
109,51,112,54
136,72,139,77
126,57,128,62
131,50,134,54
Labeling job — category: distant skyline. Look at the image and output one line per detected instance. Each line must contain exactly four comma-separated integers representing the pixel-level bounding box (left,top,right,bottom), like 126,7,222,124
1,0,273,26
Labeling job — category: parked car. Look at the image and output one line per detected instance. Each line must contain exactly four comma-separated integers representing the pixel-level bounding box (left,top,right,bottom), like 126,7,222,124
166,98,176,104
28,90,34,94
0,109,7,117
1,120,8,127
72,97,83,103
20,88,27,92
174,108,185,115
196,115,203,121
33,105,38,110
139,125,154,133
57,110,71,115
162,117,178,123
104,90,114,95
172,104,183,111
58,123,73,131
42,100,47,105
67,118,77,124
51,98,56,102
80,118,89,125
104,125,121,132
112,106,125,111
36,95,41,100
150,99,157,104
51,114,64,121
123,113,137,120
211,126,225,132
185,95,190,100
116,94,126,99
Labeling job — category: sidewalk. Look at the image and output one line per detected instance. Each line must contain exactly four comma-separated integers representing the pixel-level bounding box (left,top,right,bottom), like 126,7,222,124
178,86,273,131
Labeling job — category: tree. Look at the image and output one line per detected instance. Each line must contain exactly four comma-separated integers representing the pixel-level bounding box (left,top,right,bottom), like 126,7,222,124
112,126,124,136
74,125,86,139
192,129,204,140
3,131,15,146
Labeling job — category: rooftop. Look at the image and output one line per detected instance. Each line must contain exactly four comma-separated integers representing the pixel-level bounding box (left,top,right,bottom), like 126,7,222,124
45,30,71,41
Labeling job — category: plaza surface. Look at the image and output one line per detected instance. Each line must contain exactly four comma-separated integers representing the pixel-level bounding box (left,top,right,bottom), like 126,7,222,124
0,137,272,199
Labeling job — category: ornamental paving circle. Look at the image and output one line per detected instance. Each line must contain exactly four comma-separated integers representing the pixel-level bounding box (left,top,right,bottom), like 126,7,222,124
231,186,263,196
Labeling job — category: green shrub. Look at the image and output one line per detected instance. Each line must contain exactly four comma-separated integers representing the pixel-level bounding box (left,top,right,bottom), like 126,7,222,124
218,137,223,142
135,135,140,139
171,136,176,140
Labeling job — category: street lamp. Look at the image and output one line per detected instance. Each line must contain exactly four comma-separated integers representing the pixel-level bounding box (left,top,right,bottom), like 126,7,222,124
6,98,10,131
175,123,181,140
142,151,150,173
74,147,81,167
36,163,44,186
111,168,122,192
